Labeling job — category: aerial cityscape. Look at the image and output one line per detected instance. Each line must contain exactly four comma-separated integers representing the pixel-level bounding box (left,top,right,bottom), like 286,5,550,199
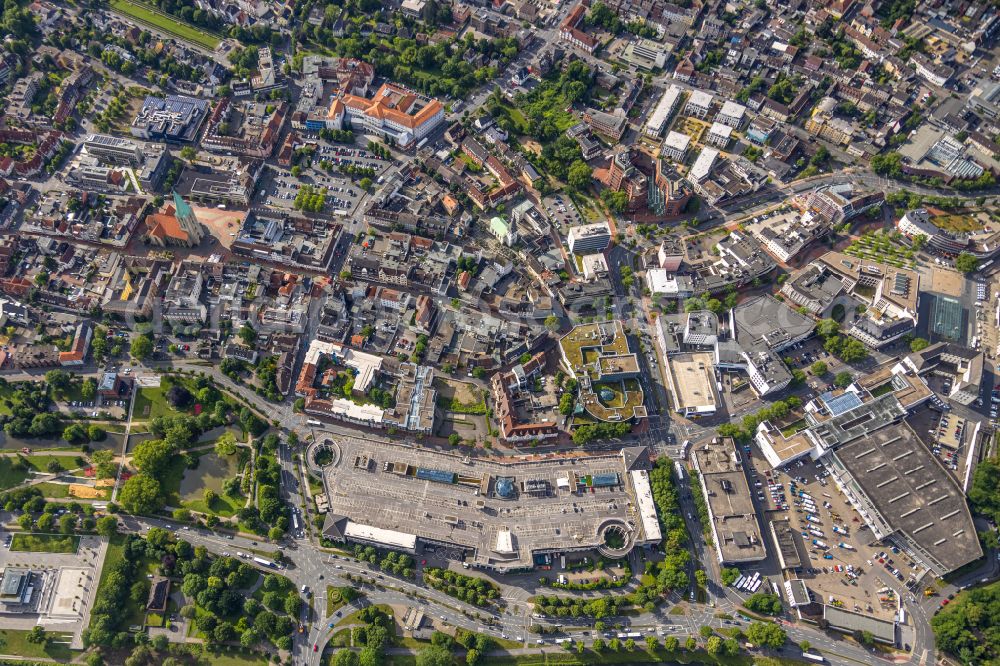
0,0,999,664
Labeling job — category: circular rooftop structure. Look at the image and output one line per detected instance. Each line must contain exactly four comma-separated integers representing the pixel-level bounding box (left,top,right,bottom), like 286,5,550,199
496,477,516,499
596,519,635,558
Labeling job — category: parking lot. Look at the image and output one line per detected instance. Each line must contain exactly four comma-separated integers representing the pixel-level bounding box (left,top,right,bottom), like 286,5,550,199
542,194,583,232
740,444,917,625
258,167,363,214
257,144,389,214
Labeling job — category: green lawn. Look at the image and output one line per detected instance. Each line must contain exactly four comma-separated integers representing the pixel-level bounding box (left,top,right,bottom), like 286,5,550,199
199,647,270,666
54,381,89,404
0,456,29,490
10,533,80,553
23,454,84,473
336,604,392,628
133,385,180,420
326,586,360,616
0,629,75,661
95,533,151,630
108,0,221,49
183,491,242,517
34,482,71,498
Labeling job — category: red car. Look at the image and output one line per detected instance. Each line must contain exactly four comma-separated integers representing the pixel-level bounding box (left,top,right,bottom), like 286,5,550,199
313,644,319,652
941,599,950,606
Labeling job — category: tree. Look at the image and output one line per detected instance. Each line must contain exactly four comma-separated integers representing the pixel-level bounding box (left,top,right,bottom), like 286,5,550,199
706,635,723,655
58,512,76,534
81,378,97,400
695,570,707,587
215,432,238,456
359,177,373,192
744,593,783,616
130,336,153,362
45,369,71,392
699,625,714,638
166,385,192,408
910,337,929,352
567,160,592,190
448,433,462,446
645,635,658,651
132,439,173,476
800,640,811,653
92,450,116,478
664,636,679,652
746,621,786,648
238,324,257,346
721,567,740,586
956,252,979,274
26,626,47,644
815,318,840,338
96,515,118,536
119,474,162,514
88,425,107,442
834,371,854,388
335,651,360,666
415,645,453,666
180,146,197,163
811,361,828,375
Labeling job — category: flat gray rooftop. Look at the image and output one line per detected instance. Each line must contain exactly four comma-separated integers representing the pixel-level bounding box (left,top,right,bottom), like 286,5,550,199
826,421,981,575
809,393,909,450
769,519,803,570
692,438,767,564
322,438,660,571
733,294,814,353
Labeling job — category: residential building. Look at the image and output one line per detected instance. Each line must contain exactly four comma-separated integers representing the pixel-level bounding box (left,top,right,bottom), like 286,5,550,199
661,130,691,161
684,90,714,119
716,100,748,129
645,84,683,138
706,122,733,148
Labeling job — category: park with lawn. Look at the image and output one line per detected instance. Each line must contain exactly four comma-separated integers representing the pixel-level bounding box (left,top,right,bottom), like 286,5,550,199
87,530,285,664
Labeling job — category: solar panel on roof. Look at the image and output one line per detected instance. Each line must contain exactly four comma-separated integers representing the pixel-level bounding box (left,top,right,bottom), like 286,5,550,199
892,273,909,295
823,391,863,416
415,468,455,484
591,473,619,487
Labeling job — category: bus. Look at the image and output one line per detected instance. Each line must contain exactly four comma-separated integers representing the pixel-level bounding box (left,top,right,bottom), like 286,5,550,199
291,511,300,531
306,419,321,426
253,556,276,568
674,461,686,481
801,652,825,662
